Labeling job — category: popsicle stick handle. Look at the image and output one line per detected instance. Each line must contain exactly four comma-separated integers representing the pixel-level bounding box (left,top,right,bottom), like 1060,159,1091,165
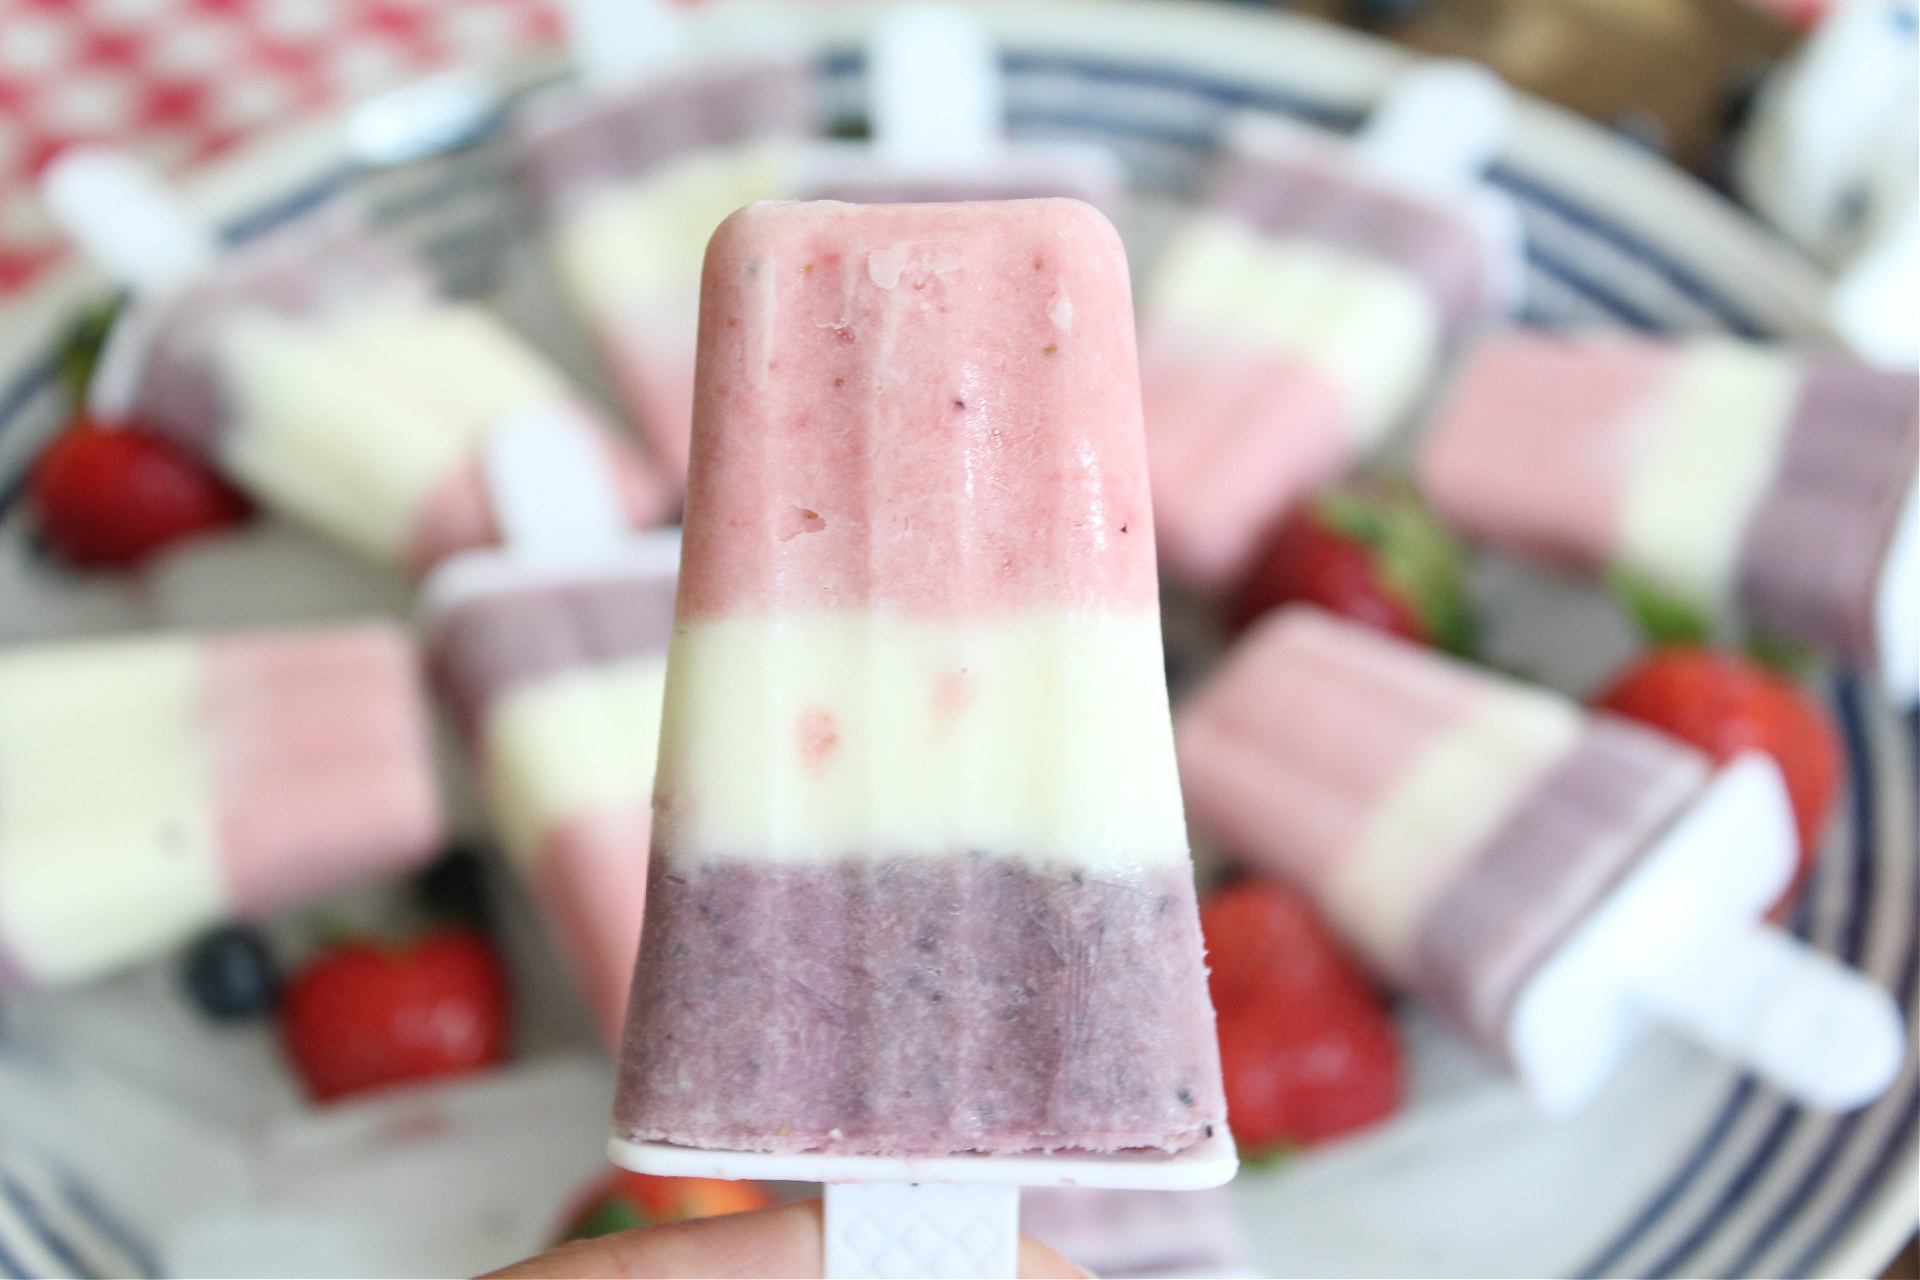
484,407,630,561
824,1183,1018,1279
869,3,1003,171
1875,485,1917,704
39,148,217,295
1631,923,1905,1111
555,0,685,87
1353,60,1512,194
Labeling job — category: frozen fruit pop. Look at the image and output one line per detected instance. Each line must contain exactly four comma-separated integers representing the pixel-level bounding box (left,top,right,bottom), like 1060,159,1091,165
1141,62,1521,591
793,4,1124,209
423,416,681,1043
1416,331,1919,698
1176,606,1903,1113
42,151,671,576
0,622,442,989
516,0,814,491
613,199,1225,1162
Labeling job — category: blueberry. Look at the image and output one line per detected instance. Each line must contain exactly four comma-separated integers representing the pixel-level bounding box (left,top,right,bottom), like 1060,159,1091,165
181,925,278,1021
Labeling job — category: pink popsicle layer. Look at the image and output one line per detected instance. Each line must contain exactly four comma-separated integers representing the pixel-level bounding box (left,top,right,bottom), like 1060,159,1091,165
678,198,1158,620
204,624,444,916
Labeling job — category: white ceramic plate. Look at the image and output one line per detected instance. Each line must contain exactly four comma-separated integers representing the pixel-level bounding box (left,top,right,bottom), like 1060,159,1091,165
0,4,1911,1276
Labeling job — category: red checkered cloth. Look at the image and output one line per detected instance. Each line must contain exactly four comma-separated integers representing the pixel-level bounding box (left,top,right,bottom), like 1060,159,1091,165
0,0,564,295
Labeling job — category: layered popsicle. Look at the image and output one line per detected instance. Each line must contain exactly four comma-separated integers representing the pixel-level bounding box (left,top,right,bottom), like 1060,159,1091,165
88,203,672,575
614,198,1225,1157
1141,65,1519,591
423,538,678,1042
1416,331,1919,686
1176,606,1901,1111
518,55,815,488
0,622,443,988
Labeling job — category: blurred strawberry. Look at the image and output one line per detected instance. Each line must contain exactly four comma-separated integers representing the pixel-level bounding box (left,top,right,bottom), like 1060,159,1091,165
557,1169,772,1243
1202,879,1404,1153
280,928,508,1103
1232,482,1474,653
1595,646,1842,908
29,417,249,568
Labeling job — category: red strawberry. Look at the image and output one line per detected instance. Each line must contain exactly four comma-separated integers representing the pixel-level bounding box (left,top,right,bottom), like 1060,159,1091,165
557,1170,772,1243
280,928,509,1103
1595,646,1842,907
29,417,249,568
1202,879,1404,1153
1232,482,1474,653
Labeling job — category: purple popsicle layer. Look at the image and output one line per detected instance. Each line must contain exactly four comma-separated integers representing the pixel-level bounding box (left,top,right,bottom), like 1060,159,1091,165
623,858,1221,1155
1734,358,1918,659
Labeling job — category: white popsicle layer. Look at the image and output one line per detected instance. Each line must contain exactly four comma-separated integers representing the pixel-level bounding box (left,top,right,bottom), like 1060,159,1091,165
653,613,1189,871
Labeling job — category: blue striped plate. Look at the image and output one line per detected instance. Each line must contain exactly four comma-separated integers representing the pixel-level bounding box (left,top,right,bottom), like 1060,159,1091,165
0,4,1907,1275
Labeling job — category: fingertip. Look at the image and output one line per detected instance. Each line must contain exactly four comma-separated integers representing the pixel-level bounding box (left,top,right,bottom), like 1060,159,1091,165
1019,1234,1096,1279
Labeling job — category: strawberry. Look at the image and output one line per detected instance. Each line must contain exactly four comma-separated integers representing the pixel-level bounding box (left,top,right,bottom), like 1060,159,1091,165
557,1170,772,1243
1202,879,1404,1153
1232,481,1474,653
29,417,249,568
1595,646,1843,908
279,928,509,1103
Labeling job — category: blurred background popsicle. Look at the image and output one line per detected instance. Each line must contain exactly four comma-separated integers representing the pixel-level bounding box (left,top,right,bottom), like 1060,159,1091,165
515,0,815,493
615,198,1225,1161
0,622,443,989
1416,330,1920,699
1140,60,1520,592
1176,606,1903,1113
423,415,680,1044
40,150,672,577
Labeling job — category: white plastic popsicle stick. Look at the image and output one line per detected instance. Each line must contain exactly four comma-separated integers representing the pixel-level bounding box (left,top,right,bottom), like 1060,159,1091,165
825,1184,1017,1278
39,147,217,295
1874,485,1918,704
345,68,501,168
482,407,631,563
1632,922,1906,1110
1352,60,1513,195
1830,203,1920,370
556,0,687,89
1506,754,1905,1114
868,3,1003,171
610,1125,1239,1279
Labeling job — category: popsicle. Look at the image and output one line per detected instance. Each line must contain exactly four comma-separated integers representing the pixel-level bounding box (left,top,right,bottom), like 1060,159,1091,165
1416,330,1920,699
609,198,1232,1275
0,622,443,988
41,150,671,576
1176,606,1903,1113
515,0,815,491
1140,62,1522,591
422,415,680,1042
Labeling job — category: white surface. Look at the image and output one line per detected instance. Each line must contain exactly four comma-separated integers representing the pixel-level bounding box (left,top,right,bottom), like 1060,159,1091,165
825,1183,1018,1279
609,1123,1239,1189
557,0,687,87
